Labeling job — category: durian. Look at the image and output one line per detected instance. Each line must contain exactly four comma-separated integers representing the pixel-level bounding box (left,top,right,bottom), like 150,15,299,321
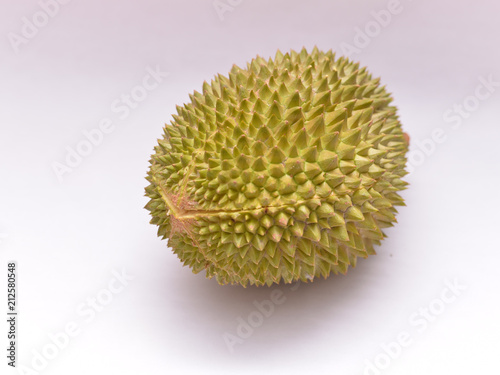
145,47,409,287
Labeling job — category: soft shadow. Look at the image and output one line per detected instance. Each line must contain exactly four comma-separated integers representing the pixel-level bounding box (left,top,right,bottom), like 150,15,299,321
146,250,392,358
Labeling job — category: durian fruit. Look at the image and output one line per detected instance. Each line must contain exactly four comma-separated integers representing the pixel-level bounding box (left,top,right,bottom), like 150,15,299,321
145,47,408,287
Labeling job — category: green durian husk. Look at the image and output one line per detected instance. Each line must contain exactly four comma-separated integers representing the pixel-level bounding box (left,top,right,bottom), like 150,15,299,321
145,47,409,287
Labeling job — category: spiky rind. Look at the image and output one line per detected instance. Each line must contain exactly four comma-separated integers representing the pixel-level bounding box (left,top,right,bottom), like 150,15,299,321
145,47,408,287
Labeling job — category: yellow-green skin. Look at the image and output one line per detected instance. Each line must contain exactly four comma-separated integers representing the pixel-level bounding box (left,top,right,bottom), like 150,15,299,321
145,48,408,287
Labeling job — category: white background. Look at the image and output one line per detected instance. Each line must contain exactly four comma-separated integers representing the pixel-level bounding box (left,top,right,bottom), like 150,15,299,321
1,0,500,374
